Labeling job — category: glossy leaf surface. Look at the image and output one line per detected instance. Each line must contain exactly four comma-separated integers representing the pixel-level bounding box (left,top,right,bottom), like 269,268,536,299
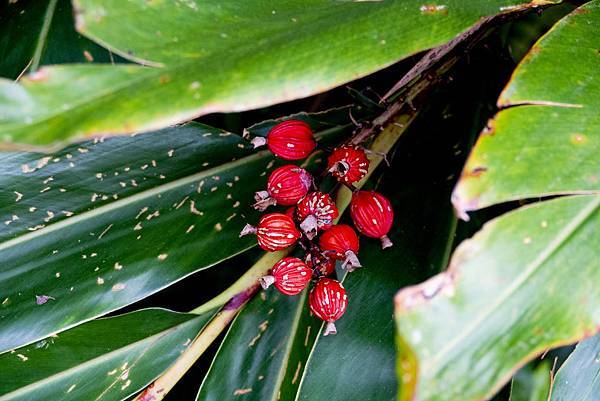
0,0,558,147
0,120,346,354
549,334,600,401
0,308,215,401
396,194,600,401
454,1,600,214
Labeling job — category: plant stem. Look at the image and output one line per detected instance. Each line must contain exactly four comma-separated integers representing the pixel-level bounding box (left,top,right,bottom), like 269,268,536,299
31,0,58,72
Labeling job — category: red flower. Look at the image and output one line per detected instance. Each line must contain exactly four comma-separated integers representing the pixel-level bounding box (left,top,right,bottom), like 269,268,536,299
259,257,312,295
309,278,348,336
253,165,312,211
240,213,301,251
318,224,361,271
350,191,394,249
296,191,339,239
327,146,369,185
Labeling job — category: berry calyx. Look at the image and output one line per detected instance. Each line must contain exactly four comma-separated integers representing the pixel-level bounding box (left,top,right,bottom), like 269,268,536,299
252,120,316,160
259,257,312,295
350,191,394,249
327,145,370,185
253,165,312,211
318,224,361,271
309,278,348,336
296,191,339,239
306,252,336,276
240,213,301,251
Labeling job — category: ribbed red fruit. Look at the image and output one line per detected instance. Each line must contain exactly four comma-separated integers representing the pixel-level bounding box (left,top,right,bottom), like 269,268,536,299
327,145,370,185
306,253,336,276
350,191,394,249
318,224,361,271
253,165,312,211
239,213,301,251
296,192,339,239
252,120,316,160
259,257,312,295
309,278,348,336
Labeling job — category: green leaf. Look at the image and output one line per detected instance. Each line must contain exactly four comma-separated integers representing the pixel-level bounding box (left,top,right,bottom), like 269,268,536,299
0,0,118,79
453,1,600,215
395,194,600,401
0,120,347,354
549,334,600,401
0,307,215,401
509,362,551,401
0,0,559,147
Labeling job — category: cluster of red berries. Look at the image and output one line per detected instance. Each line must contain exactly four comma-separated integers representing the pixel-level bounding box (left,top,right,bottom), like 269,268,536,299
241,120,394,336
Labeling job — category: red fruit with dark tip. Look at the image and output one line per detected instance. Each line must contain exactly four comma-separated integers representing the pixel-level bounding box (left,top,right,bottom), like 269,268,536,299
327,145,370,185
350,191,394,249
309,278,348,336
252,120,316,160
318,224,361,271
296,191,339,239
239,213,301,252
253,165,312,211
306,253,336,276
259,257,312,295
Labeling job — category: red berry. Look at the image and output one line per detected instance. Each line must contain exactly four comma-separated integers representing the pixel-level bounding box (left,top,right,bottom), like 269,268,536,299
259,257,312,295
306,253,336,276
254,165,312,211
309,278,348,336
350,191,394,249
296,191,339,239
252,120,316,160
318,224,361,271
239,213,301,251
327,146,370,185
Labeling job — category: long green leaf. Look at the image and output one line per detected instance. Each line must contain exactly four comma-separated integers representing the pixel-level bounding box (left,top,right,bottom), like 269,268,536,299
0,307,215,401
395,194,600,401
509,362,551,401
453,1,600,216
549,334,600,401
0,118,347,354
0,0,559,147
0,0,118,79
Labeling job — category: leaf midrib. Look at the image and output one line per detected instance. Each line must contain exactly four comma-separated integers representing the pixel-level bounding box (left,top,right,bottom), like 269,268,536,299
422,196,600,373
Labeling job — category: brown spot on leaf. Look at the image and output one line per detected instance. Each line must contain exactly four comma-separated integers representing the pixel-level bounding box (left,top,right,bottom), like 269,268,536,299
571,133,588,145
395,272,455,313
419,4,448,15
572,7,590,14
467,166,488,177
